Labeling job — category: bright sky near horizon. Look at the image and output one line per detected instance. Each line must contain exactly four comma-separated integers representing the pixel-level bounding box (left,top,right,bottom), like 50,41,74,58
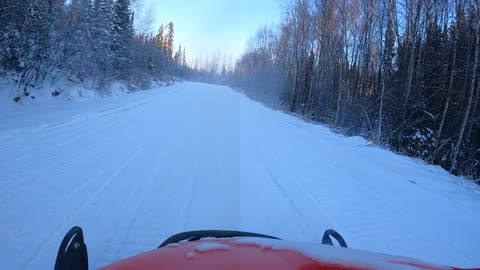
141,0,283,64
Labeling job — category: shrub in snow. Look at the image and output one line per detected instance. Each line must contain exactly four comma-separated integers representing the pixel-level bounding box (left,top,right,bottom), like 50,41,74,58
400,127,436,159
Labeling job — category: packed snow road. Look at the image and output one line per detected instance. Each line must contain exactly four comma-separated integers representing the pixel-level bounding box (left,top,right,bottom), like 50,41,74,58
1,82,479,269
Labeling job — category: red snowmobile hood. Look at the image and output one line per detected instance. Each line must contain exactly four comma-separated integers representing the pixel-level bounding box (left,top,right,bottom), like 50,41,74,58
100,238,478,270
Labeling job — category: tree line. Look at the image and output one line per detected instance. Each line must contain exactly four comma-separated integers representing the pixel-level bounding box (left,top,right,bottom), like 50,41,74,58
233,0,480,181
0,0,190,98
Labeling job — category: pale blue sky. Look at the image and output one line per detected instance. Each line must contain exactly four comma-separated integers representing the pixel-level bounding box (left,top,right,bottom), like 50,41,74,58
142,0,283,63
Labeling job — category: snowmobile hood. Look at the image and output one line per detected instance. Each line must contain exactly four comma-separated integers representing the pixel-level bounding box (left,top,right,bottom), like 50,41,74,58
100,237,473,270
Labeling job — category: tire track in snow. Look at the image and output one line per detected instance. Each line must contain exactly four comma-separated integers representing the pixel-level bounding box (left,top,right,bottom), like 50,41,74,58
178,159,200,231
93,99,153,120
310,161,421,251
0,118,121,202
82,146,143,211
2,124,127,269
327,162,474,263
110,125,180,259
0,96,153,164
254,119,419,248
0,114,107,156
255,145,316,240
0,116,119,168
261,143,340,235
98,120,181,262
107,141,177,262
285,169,339,231
302,136,479,264
267,126,416,245
0,95,154,144
22,146,143,270
97,146,155,263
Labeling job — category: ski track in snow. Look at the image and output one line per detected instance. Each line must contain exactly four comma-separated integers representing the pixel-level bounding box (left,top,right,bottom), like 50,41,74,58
1,82,479,269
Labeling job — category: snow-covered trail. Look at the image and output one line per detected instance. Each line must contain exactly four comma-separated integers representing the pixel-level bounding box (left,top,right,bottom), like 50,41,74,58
1,82,479,269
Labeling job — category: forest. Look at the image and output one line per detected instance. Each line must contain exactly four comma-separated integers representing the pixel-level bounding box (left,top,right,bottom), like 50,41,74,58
0,0,190,96
233,0,480,181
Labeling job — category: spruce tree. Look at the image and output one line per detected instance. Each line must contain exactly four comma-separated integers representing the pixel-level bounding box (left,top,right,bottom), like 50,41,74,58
92,0,114,86
166,22,175,60
155,25,165,49
112,0,134,80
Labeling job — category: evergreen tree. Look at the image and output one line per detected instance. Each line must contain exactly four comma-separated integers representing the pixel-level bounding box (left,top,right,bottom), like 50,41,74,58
16,1,54,93
1,0,191,92
68,0,94,81
91,0,114,85
182,47,187,66
155,24,165,49
174,44,182,64
112,0,134,80
166,22,174,60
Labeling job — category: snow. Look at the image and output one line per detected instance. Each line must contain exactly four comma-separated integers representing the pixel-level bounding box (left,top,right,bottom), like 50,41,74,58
186,251,196,259
195,242,232,252
231,237,453,270
0,82,479,269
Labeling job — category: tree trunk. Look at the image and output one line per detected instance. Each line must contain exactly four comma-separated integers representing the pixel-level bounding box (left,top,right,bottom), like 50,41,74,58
403,39,415,120
378,14,386,144
465,78,480,141
402,0,421,121
450,5,480,173
335,17,348,127
437,0,459,143
335,59,343,127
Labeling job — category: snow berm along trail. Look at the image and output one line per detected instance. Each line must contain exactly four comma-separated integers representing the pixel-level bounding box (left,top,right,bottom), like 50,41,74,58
1,82,479,269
